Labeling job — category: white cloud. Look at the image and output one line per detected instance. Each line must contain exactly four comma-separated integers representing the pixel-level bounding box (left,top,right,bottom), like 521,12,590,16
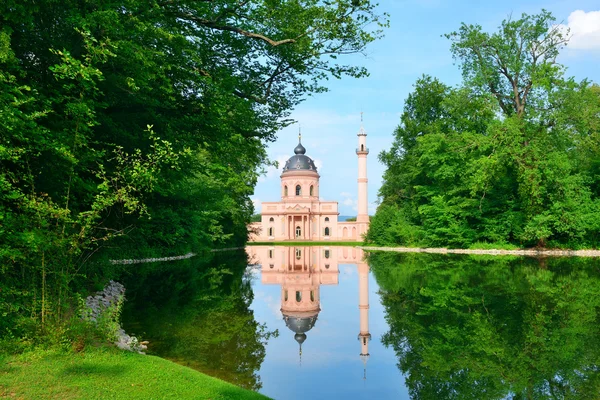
557,10,600,50
339,192,352,197
258,154,289,183
251,197,261,213
313,158,323,171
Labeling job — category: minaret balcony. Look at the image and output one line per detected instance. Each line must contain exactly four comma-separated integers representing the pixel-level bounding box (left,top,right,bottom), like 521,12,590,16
356,148,369,155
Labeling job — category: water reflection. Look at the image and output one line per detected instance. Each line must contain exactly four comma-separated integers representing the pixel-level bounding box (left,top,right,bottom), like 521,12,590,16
247,246,371,372
119,247,600,399
368,252,600,399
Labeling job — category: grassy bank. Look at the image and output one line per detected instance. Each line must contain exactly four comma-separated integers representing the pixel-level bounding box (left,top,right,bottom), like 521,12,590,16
0,347,270,400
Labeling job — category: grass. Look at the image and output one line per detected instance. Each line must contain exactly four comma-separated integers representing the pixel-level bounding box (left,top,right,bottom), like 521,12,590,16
248,241,363,246
0,347,270,400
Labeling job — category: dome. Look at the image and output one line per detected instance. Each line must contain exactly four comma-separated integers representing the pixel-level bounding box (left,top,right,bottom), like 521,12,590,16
283,313,318,334
282,137,318,172
294,333,307,345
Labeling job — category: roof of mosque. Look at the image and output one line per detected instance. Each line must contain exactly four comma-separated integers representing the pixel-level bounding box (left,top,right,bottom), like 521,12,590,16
282,136,318,173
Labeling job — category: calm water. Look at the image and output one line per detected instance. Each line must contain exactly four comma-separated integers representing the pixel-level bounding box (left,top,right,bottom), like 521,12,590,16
121,246,600,399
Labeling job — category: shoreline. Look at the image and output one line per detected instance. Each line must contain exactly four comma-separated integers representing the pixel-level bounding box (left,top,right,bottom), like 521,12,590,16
359,246,600,257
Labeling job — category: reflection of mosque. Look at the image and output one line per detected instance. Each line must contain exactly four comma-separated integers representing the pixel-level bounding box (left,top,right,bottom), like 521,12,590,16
247,246,371,377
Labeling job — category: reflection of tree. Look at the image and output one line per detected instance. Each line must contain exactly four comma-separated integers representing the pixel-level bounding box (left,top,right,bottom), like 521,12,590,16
120,250,277,391
369,252,600,399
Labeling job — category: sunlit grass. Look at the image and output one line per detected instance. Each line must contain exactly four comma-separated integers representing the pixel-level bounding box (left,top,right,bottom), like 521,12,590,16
0,347,270,400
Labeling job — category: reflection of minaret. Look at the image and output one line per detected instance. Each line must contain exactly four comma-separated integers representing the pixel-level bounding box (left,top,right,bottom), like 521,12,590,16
358,260,371,379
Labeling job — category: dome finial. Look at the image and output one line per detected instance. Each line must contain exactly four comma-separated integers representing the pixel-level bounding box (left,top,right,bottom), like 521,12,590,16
299,124,302,143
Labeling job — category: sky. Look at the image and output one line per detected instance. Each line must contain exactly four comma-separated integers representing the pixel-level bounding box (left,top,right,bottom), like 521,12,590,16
252,0,600,217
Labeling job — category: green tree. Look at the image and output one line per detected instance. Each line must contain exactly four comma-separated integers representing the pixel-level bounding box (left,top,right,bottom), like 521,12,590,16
1,0,386,342
370,11,600,248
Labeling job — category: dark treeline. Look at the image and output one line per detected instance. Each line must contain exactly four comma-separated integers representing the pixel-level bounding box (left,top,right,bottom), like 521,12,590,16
368,251,600,398
0,1,386,346
367,11,600,249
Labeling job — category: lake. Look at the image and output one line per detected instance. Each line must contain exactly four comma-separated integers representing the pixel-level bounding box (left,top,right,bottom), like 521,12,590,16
121,246,600,399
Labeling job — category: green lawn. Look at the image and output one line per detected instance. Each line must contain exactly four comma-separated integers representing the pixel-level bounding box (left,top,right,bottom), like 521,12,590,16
0,347,270,400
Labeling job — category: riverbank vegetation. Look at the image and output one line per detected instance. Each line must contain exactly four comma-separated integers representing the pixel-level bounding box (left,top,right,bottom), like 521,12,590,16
367,11,600,249
0,0,387,393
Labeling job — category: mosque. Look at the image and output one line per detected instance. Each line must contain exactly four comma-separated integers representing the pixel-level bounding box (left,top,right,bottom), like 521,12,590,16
246,246,371,378
248,120,370,241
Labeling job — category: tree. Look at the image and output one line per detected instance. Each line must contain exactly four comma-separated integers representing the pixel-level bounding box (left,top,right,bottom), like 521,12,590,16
0,0,387,339
370,11,600,248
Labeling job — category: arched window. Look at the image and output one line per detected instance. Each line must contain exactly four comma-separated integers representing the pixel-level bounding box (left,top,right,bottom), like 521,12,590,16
269,217,274,222
361,144,364,151
295,226,301,238
325,217,329,222
310,291,315,302
284,186,288,196
269,249,273,258
296,185,301,196
310,185,314,196
284,290,288,301
324,227,330,236
295,248,302,259
296,291,302,302
325,264,330,269
325,250,330,259
268,227,273,236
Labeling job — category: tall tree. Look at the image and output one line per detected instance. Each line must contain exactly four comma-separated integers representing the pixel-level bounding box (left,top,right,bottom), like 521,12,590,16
0,0,387,337
369,11,600,248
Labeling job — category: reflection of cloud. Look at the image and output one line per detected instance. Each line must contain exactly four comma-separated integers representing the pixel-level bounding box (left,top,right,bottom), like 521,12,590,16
254,291,282,319
557,10,600,50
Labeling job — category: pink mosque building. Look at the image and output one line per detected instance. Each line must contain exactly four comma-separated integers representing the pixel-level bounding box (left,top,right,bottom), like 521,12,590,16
248,121,370,241
247,246,371,376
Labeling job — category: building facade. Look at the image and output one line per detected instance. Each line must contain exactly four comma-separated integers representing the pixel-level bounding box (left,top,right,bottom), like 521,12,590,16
249,122,370,242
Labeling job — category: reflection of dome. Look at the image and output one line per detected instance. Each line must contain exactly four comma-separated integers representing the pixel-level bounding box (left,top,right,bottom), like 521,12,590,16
294,333,306,345
282,139,318,172
283,313,318,334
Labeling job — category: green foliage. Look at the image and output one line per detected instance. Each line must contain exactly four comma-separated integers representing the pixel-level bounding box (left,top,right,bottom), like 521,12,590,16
0,0,385,346
372,11,600,249
369,252,600,398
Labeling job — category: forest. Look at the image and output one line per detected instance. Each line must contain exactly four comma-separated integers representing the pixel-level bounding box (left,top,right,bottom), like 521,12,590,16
0,0,386,346
367,11,600,249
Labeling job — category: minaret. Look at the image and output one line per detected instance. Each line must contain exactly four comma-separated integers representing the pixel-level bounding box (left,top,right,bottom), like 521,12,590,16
356,114,369,235
357,259,371,379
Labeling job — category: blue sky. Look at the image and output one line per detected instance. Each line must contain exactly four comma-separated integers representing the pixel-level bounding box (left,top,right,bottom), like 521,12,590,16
252,1,600,216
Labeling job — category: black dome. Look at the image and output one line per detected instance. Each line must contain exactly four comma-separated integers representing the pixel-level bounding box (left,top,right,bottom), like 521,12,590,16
283,313,318,334
283,139,318,172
